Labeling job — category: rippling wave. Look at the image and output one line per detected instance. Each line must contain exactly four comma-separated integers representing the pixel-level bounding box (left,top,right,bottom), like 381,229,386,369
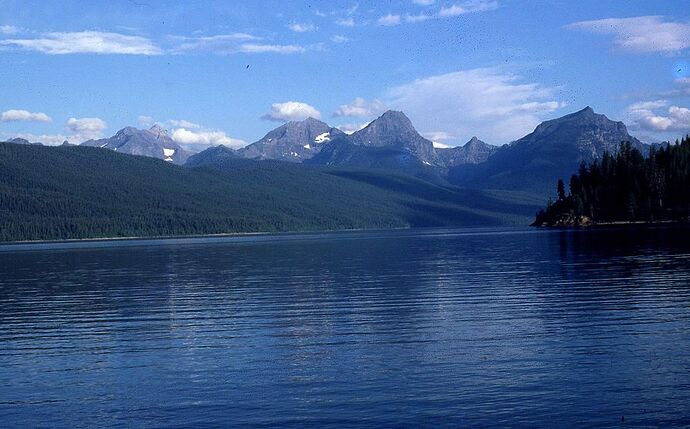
1,226,689,428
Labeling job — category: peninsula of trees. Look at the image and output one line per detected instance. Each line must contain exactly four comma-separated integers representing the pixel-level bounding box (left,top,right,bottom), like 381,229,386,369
534,136,690,226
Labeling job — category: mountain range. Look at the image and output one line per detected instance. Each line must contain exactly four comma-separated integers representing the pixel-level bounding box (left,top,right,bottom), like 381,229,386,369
4,106,652,197
184,107,648,197
238,117,346,162
447,107,647,195
0,105,657,241
81,124,192,164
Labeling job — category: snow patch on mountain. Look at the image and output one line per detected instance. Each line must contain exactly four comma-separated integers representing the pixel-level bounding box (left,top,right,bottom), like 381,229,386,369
314,132,331,144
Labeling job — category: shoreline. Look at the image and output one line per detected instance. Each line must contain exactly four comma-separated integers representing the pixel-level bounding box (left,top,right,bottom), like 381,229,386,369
0,226,416,249
2,222,687,250
534,219,687,228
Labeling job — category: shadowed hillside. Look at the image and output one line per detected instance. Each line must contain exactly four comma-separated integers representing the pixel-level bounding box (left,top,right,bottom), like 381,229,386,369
0,142,540,241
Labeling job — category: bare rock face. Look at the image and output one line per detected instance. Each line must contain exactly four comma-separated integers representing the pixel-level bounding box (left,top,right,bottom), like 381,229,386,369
448,107,648,197
510,106,645,159
239,117,345,162
310,111,440,169
436,137,497,167
81,125,192,164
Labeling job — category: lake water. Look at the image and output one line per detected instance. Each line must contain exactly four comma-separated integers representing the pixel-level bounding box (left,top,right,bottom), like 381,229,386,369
1,226,689,428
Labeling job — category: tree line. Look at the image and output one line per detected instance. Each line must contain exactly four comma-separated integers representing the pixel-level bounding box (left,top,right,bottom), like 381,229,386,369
534,135,690,226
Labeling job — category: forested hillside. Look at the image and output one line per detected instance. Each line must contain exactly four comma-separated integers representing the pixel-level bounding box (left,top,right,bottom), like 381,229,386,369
0,143,539,241
534,137,690,226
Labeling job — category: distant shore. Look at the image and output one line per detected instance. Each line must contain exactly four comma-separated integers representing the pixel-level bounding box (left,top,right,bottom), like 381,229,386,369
533,219,686,228
0,227,418,251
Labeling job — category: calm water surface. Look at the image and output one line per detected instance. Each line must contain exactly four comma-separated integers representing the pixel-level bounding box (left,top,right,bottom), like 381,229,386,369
1,226,689,428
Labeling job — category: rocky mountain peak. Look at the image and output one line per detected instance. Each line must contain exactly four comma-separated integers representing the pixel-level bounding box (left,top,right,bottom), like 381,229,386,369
148,124,169,137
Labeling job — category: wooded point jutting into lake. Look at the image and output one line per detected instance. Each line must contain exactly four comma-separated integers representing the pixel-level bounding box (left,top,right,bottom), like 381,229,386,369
534,136,690,226
2,1,690,427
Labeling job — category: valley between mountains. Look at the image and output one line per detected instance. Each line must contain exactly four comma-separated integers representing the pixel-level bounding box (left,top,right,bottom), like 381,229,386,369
0,107,654,241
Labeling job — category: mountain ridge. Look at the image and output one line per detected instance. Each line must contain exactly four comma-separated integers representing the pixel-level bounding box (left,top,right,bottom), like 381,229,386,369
81,125,192,164
448,106,648,197
238,117,346,162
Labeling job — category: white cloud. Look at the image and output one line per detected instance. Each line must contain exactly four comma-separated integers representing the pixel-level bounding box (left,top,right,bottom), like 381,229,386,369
137,116,155,127
405,14,433,23
0,31,161,55
331,35,349,43
337,122,371,134
335,18,355,27
239,43,306,54
413,0,435,5
378,14,402,26
170,34,308,55
566,16,690,54
379,1,497,26
289,23,316,33
261,101,322,122
386,67,565,144
171,34,254,54
439,1,498,17
1,109,51,122
5,116,106,145
0,25,19,35
628,100,690,132
628,100,668,111
423,131,456,142
168,119,201,129
67,117,107,140
171,128,246,149
6,133,71,146
425,132,457,148
333,97,386,117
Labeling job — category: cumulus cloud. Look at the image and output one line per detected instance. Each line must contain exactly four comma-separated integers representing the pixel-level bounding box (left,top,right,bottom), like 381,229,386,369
1,109,52,122
168,119,201,129
67,117,107,140
333,97,386,118
628,100,690,132
288,23,316,33
5,116,107,145
138,116,246,148
261,101,322,122
0,31,162,55
386,67,565,144
331,35,349,43
171,128,246,149
566,16,690,54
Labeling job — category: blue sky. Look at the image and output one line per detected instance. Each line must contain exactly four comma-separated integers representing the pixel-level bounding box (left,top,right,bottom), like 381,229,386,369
0,0,689,148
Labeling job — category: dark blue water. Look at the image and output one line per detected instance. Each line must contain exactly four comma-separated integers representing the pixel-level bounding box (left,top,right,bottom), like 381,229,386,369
1,227,690,428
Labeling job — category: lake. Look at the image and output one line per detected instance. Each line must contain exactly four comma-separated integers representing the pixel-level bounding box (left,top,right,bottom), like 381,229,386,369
1,226,689,428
